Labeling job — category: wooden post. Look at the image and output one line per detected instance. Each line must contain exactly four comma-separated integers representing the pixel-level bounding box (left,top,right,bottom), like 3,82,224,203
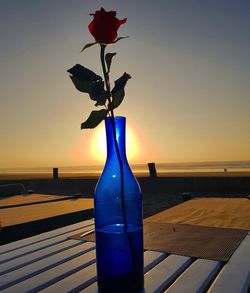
53,168,58,179
148,162,157,177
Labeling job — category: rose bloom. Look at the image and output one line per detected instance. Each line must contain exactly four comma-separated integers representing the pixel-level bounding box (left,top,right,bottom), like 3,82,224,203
88,7,126,44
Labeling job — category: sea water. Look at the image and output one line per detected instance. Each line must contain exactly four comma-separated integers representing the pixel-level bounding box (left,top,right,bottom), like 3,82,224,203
1,160,250,178
95,224,144,293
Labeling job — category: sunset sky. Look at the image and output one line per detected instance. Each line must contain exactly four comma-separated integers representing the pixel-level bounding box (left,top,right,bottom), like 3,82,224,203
0,0,250,168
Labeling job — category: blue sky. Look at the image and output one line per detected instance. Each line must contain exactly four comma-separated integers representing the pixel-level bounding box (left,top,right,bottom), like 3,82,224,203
0,0,250,167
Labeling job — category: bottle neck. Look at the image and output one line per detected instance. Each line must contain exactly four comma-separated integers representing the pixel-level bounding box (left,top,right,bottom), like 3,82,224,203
105,116,127,162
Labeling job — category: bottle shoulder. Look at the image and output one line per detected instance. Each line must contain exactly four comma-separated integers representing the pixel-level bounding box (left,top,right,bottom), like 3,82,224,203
95,163,141,193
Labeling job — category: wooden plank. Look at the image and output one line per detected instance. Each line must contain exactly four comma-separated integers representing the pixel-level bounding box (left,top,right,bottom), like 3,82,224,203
0,219,94,254
166,259,223,293
0,240,95,292
0,194,74,208
39,263,97,292
1,198,93,227
146,198,250,230
79,250,167,293
78,280,98,293
44,249,165,293
208,235,250,293
143,254,193,292
0,239,81,275
0,223,94,263
143,250,167,273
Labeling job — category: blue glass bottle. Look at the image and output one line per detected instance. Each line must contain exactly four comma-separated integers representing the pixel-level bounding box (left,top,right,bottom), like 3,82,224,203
94,116,144,293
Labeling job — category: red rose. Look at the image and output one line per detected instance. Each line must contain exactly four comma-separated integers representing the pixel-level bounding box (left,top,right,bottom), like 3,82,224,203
88,8,126,44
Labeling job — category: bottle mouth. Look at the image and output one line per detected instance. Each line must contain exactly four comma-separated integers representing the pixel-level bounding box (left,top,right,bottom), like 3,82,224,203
106,116,125,120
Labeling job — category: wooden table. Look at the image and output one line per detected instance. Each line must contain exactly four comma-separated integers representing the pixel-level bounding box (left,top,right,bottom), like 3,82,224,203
1,195,94,227
0,219,249,292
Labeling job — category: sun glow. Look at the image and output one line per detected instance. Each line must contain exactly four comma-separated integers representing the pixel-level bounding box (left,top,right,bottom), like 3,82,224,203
90,123,138,163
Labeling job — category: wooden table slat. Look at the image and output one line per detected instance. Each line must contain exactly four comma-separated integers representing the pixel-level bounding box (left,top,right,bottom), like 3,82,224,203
0,219,94,255
43,250,167,293
0,241,95,291
1,247,96,293
166,259,223,293
0,239,82,275
0,223,94,263
208,234,250,293
143,250,167,273
78,281,97,293
143,254,193,292
39,263,97,293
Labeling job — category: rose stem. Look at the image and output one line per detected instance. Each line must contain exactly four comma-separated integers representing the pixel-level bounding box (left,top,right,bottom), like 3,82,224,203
100,44,128,233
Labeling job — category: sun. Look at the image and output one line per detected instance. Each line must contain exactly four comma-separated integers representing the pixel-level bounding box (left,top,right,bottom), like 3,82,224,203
90,123,138,163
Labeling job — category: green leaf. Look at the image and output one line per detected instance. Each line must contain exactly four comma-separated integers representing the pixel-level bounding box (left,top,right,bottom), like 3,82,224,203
110,89,125,110
91,81,109,105
67,64,101,82
95,91,109,106
69,75,94,94
112,36,129,44
109,73,131,110
91,81,105,100
81,109,108,129
80,42,97,52
111,72,131,95
105,53,116,73
109,72,131,109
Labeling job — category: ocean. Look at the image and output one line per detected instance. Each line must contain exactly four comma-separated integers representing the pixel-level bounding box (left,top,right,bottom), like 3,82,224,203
1,161,250,177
